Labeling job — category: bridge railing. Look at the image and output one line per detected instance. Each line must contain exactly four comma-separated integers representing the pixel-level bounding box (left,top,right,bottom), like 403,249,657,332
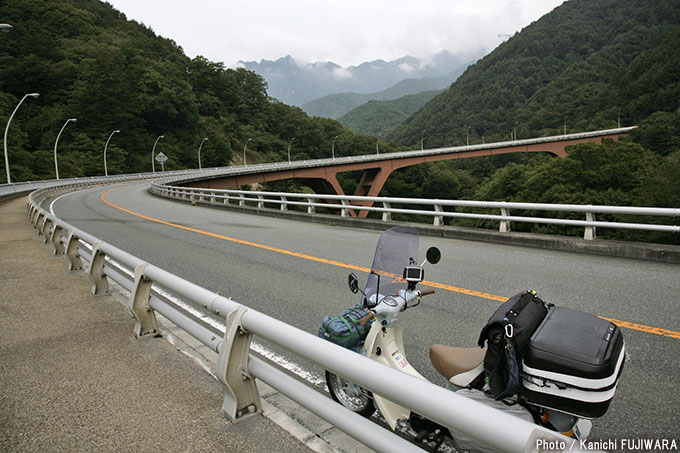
27,183,586,453
150,182,680,241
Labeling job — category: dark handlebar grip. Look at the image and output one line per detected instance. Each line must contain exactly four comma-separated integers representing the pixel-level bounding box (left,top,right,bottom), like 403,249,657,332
420,289,436,296
359,311,376,326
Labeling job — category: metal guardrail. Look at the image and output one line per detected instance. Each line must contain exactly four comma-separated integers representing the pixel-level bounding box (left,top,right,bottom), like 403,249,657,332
150,183,680,241
0,168,230,197
27,183,584,453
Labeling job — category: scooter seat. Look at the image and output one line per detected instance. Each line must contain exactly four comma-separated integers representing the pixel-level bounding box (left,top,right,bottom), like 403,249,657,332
429,344,486,381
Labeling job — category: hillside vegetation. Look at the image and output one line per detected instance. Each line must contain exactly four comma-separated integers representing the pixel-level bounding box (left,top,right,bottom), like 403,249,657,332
389,0,680,148
0,0,398,183
371,0,680,243
301,70,462,119
338,90,442,136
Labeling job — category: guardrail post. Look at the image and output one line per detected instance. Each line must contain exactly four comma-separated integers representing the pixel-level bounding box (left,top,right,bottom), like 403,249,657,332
584,211,596,240
257,195,265,209
500,207,511,233
30,209,39,227
88,241,110,295
307,198,316,214
382,201,392,222
239,194,246,207
341,200,350,217
434,205,444,226
34,211,43,231
216,306,261,423
129,263,159,337
66,230,82,270
40,217,52,243
50,224,65,255
280,196,288,211
210,191,216,203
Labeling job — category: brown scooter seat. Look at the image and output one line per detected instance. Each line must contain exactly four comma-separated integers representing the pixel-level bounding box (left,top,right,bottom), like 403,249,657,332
429,344,486,381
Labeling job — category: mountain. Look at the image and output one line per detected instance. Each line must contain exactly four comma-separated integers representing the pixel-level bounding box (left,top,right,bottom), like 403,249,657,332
301,67,467,119
388,0,680,148
0,0,399,183
378,0,680,244
337,90,442,137
240,50,478,106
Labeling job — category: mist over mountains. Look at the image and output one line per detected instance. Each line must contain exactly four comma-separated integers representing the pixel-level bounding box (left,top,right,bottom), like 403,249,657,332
240,50,481,107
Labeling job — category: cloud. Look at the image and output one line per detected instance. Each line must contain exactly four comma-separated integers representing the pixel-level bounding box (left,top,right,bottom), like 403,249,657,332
398,62,416,73
106,0,566,67
332,67,354,80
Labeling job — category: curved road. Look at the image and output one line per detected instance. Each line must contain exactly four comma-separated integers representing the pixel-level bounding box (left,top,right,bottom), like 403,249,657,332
51,182,680,447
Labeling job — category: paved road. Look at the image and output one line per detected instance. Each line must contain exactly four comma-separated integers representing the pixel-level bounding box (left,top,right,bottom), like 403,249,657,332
51,183,680,448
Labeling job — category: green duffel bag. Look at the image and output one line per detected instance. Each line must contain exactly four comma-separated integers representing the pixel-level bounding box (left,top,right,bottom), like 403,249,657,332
318,304,373,349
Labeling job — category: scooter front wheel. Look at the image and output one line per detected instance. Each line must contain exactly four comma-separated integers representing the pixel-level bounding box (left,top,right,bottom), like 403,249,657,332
325,370,376,418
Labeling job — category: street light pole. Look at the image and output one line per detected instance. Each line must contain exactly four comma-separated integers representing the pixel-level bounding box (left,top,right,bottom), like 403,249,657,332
3,92,39,184
421,130,425,151
103,129,120,177
243,138,251,166
53,118,76,180
198,137,208,170
332,136,338,159
287,137,295,163
151,135,164,173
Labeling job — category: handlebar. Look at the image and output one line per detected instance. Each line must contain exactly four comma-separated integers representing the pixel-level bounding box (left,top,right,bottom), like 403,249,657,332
419,289,436,296
359,311,376,326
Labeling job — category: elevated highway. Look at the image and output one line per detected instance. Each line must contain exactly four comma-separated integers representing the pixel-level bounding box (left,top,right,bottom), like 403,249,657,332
181,127,636,217
47,181,679,446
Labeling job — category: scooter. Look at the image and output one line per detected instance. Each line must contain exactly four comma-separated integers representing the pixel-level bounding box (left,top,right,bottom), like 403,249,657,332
325,226,610,452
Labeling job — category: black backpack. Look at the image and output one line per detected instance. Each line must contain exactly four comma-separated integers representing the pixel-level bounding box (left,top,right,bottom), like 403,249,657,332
478,290,549,400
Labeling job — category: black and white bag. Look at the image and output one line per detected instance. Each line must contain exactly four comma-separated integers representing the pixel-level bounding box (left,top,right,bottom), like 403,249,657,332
521,306,625,418
478,290,549,400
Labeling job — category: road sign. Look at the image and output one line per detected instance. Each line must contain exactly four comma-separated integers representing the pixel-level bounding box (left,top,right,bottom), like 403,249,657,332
155,152,168,163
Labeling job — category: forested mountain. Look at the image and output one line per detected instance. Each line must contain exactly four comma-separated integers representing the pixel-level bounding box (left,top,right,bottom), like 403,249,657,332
301,68,464,119
338,90,442,136
377,0,680,244
389,0,680,147
0,0,397,183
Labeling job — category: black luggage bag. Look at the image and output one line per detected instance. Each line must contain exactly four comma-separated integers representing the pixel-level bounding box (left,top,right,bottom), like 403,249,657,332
521,307,625,418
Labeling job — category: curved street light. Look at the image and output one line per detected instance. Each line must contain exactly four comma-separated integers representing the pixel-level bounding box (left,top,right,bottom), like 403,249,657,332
243,138,252,166
198,137,208,170
53,118,76,180
3,92,39,184
0,24,12,32
287,137,295,164
332,136,338,160
103,129,120,177
151,135,164,173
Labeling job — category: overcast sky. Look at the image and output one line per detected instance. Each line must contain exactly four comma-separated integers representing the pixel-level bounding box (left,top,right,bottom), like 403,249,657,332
106,0,565,68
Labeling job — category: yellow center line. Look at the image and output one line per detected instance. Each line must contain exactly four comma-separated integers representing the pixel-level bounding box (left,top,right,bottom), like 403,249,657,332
101,188,680,340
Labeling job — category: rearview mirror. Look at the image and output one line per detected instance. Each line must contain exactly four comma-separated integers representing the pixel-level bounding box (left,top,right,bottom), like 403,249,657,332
348,273,359,294
426,247,441,265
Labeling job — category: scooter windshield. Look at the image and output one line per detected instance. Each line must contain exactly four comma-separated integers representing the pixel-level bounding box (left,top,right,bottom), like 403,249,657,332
362,226,419,307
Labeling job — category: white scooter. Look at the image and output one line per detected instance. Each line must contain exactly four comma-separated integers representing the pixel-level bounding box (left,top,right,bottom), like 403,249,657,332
325,226,612,452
